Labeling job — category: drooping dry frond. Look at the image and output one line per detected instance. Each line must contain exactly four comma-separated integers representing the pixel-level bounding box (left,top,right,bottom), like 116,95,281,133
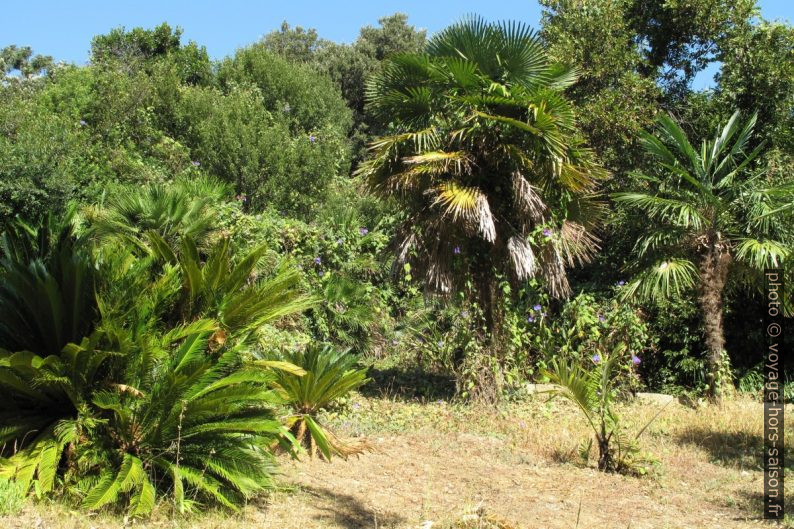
512,171,547,222
507,235,537,280
427,258,453,293
396,232,418,264
540,242,571,298
475,194,497,243
559,220,600,266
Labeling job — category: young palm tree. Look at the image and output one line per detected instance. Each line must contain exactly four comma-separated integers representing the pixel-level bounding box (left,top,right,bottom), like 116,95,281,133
614,111,793,399
543,344,664,473
357,17,607,335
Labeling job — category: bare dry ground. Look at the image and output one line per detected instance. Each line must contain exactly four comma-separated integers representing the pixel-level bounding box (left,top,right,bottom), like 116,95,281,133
3,394,791,529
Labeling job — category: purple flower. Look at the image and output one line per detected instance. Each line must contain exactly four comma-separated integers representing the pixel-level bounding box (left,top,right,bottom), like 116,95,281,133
336,238,344,245
79,119,87,126
592,353,601,364
309,134,317,143
632,355,641,365
436,340,443,347
191,160,200,167
314,256,322,265
527,316,535,323
318,270,325,277
617,280,626,286
359,227,369,236
598,314,605,322
533,304,542,311
453,246,461,255
543,228,552,237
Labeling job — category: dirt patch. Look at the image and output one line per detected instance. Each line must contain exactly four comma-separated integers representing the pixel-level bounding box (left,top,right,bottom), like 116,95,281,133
1,397,787,529
261,432,762,529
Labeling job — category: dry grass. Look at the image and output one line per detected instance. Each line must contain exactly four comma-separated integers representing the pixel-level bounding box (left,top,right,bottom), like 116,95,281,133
2,394,791,529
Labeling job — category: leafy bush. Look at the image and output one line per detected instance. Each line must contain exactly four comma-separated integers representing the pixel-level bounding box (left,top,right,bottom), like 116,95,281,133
173,82,351,217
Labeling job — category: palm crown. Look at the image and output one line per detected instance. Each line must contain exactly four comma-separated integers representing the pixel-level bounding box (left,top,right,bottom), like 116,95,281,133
357,17,607,310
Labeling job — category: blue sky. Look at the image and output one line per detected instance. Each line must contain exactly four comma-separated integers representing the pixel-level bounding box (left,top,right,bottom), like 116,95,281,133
4,0,792,89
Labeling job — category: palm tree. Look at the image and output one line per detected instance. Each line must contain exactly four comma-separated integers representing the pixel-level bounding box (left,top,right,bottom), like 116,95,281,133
614,111,793,399
357,17,606,336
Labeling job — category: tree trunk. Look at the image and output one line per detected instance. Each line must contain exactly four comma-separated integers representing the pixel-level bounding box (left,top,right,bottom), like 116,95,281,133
467,268,505,403
698,248,732,401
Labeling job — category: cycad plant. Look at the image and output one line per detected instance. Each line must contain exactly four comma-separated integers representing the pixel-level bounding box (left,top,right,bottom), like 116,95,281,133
80,326,287,515
271,344,369,460
0,213,315,515
358,17,607,332
0,326,293,515
168,236,316,339
0,334,118,496
614,111,794,398
80,175,228,256
543,345,663,473
0,215,97,356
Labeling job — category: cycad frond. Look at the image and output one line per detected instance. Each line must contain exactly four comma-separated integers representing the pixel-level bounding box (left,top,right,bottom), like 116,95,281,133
272,345,369,460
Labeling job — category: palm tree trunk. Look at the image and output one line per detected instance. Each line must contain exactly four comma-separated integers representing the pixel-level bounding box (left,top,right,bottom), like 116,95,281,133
698,248,732,400
470,269,505,402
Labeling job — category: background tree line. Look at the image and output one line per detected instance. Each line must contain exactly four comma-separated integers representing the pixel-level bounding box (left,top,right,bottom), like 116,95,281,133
1,2,792,401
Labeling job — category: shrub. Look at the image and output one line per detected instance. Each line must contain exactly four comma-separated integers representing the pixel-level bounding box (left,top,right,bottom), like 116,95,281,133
174,83,350,216
543,344,664,474
271,344,369,460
